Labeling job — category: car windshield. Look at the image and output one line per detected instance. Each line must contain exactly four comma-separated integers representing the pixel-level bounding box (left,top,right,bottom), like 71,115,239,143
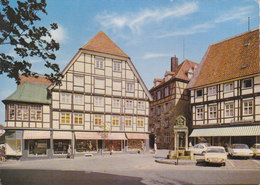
207,148,225,153
232,144,249,149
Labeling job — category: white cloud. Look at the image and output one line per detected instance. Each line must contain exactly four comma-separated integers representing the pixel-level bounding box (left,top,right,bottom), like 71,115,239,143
143,53,171,59
214,6,254,23
158,22,214,38
49,25,68,43
96,2,198,34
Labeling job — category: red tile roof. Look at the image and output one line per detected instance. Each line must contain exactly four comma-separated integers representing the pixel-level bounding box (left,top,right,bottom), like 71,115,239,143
188,29,259,88
81,31,129,58
18,75,51,87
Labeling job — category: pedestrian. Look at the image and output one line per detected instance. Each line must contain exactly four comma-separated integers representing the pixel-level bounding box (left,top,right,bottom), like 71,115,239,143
1,146,6,162
141,141,145,154
110,145,114,155
67,144,72,159
153,143,157,154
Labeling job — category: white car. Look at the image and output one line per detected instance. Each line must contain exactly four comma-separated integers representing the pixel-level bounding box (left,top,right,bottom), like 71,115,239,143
204,146,227,166
250,144,260,158
190,143,209,155
227,144,253,158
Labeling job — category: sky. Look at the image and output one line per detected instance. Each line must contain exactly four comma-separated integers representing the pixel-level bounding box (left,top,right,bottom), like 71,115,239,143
0,0,259,125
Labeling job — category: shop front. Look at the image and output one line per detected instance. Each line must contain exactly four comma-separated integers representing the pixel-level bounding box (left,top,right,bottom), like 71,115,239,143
126,133,149,151
23,130,51,158
103,133,127,152
53,131,72,155
74,132,100,153
5,130,22,159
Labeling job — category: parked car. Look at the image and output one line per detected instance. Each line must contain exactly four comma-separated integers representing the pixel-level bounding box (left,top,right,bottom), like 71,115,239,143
203,146,227,166
189,143,209,155
250,144,260,158
227,144,253,158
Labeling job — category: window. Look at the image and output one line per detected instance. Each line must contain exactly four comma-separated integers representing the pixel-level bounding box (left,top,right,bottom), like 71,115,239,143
74,113,83,125
225,103,234,117
112,99,121,108
74,94,84,105
196,89,203,97
126,83,134,92
164,86,170,97
112,116,120,126
94,97,104,106
165,133,170,143
125,100,133,109
165,119,169,128
17,104,29,120
8,104,15,120
30,105,42,121
165,103,169,111
137,101,145,109
74,75,84,86
224,82,233,92
209,106,217,119
113,62,121,71
208,86,216,95
157,106,161,115
196,107,203,120
61,113,71,124
157,91,161,100
61,93,71,104
137,117,144,127
95,58,104,69
125,117,132,127
243,100,253,115
243,79,252,88
94,115,102,126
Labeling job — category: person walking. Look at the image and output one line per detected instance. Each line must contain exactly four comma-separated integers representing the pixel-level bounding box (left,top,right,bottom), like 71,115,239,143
153,143,157,154
67,144,72,159
110,145,114,155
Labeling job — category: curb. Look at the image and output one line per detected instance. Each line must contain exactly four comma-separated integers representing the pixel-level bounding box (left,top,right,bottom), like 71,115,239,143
155,159,196,165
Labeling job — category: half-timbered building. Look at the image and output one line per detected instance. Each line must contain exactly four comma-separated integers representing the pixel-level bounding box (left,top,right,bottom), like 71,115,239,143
149,57,197,149
188,28,260,147
2,31,152,159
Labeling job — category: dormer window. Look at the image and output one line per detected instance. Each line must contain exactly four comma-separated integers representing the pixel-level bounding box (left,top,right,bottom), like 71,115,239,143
208,86,216,95
243,79,252,89
196,89,203,97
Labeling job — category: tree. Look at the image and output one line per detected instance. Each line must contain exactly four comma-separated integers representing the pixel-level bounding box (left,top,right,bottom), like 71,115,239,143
0,0,62,85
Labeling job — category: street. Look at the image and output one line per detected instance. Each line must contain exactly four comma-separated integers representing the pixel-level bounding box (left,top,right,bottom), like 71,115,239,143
0,150,260,185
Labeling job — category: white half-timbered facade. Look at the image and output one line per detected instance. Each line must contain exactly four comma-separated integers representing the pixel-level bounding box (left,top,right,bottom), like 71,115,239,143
188,29,260,147
3,31,152,159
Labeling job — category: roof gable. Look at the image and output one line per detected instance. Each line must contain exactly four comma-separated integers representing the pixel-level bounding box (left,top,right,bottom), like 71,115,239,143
81,31,129,58
189,29,259,88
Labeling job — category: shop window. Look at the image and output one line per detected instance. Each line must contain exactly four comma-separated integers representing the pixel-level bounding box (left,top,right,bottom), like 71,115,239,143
126,83,134,92
196,107,203,120
8,104,15,120
209,105,217,119
113,61,121,71
137,117,144,127
125,117,132,127
128,139,143,150
225,103,234,117
76,140,97,152
61,112,71,124
74,113,83,125
243,79,252,88
104,140,122,151
224,82,233,92
112,99,121,108
54,140,71,154
74,75,84,86
112,116,120,126
74,94,84,105
30,105,42,121
61,93,71,104
243,100,253,115
94,115,102,126
28,140,47,156
17,104,29,121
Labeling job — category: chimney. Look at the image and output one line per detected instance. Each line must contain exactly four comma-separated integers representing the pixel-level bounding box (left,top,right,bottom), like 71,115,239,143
171,56,178,72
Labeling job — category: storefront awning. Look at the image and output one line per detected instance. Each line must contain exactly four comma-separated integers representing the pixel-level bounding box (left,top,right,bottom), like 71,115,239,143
189,125,260,137
53,131,73,140
75,132,102,140
126,133,149,140
23,130,50,139
105,133,127,140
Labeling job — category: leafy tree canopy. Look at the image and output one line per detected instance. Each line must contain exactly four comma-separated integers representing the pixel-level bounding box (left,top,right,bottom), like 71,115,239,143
0,0,62,85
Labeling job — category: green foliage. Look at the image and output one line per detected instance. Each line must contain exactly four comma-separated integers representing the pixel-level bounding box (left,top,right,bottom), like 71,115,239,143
0,0,63,85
